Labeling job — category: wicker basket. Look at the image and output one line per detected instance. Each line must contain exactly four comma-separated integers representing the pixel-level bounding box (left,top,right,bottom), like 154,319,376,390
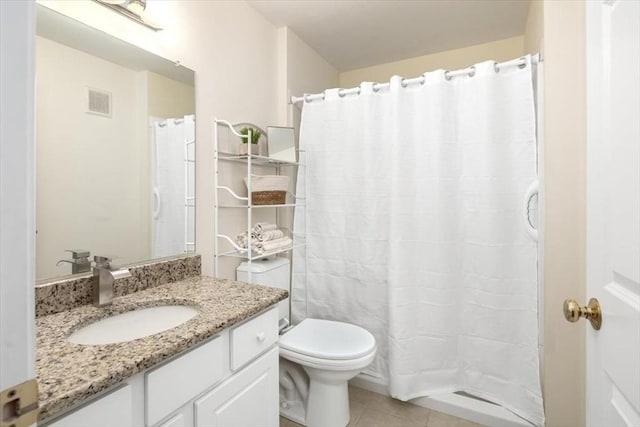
250,190,286,205
244,175,290,205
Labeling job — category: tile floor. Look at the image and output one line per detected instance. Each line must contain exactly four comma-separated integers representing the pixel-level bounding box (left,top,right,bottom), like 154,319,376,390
280,386,486,427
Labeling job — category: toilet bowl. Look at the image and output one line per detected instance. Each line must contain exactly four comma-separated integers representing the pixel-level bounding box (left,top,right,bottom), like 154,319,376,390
279,318,376,427
236,259,376,427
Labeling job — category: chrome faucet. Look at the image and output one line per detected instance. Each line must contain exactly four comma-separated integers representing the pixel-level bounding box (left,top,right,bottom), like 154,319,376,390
93,256,132,307
57,249,91,274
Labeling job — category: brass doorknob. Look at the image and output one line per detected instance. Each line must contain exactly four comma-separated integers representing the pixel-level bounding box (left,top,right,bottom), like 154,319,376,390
563,298,602,330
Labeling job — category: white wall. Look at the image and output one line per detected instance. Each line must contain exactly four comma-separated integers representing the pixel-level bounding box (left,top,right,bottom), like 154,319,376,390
36,36,150,279
281,27,339,127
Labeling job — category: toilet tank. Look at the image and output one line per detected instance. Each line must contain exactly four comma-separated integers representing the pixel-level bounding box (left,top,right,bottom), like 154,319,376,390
237,258,290,325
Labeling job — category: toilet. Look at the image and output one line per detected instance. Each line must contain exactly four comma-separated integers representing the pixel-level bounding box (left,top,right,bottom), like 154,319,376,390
237,258,376,427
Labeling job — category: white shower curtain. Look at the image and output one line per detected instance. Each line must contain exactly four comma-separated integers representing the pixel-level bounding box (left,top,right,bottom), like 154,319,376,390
292,57,544,426
151,115,195,258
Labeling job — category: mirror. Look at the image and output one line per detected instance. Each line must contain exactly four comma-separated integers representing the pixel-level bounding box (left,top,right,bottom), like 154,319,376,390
35,5,196,281
267,126,297,163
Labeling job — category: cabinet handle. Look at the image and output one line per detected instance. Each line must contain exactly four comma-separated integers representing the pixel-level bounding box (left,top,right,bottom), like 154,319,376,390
256,332,266,342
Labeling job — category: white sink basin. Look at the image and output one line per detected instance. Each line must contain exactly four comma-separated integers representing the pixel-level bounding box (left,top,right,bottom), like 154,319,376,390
68,305,199,345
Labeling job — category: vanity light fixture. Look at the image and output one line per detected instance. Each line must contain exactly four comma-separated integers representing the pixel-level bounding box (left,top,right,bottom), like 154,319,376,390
93,0,162,31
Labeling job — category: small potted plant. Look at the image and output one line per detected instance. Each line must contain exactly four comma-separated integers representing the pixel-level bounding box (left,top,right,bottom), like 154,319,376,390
238,126,263,156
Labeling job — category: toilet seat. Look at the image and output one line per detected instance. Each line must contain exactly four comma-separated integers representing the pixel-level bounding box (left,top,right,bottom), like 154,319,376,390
279,318,376,370
280,318,376,360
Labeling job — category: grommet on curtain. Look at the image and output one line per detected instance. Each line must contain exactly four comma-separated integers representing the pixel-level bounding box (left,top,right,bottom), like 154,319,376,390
420,76,426,85
401,78,408,88
372,84,380,93
494,62,500,73
518,57,527,69
444,71,452,81
338,90,345,98
468,66,476,77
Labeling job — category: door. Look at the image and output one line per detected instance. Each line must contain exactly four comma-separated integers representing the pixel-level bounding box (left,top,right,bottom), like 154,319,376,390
586,1,640,426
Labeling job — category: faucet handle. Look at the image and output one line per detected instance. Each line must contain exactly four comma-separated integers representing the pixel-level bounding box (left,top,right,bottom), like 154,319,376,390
66,249,90,259
94,255,111,268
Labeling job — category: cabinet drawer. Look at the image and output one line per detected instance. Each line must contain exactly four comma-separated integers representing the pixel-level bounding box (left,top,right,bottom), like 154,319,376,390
48,384,133,427
230,308,278,370
146,336,225,426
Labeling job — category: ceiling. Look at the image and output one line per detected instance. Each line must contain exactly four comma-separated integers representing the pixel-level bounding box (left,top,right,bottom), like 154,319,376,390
247,0,531,72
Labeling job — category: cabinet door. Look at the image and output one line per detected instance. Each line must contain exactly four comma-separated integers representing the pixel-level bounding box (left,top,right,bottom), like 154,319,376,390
47,384,134,427
146,335,226,426
195,346,278,427
157,412,186,427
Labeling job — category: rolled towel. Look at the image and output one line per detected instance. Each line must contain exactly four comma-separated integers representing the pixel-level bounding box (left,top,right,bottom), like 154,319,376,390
253,222,278,234
236,231,249,248
253,229,284,242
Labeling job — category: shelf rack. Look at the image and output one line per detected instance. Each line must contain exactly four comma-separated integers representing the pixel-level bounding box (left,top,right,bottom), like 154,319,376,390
213,119,306,283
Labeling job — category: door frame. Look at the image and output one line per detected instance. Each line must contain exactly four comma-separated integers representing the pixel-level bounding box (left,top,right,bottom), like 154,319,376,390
0,0,36,392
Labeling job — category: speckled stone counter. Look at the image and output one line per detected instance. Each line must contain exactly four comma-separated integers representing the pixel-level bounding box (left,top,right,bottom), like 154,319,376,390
36,255,201,317
36,276,287,421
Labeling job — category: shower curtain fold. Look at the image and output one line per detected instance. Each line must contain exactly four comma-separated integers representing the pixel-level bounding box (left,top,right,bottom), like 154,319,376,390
292,56,544,426
151,115,194,258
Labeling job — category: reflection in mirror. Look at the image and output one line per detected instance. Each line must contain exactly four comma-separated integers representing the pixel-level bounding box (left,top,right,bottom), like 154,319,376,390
267,127,297,163
35,5,196,281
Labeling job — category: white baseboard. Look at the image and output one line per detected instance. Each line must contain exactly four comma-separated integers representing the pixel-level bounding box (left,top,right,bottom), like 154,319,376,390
349,373,389,396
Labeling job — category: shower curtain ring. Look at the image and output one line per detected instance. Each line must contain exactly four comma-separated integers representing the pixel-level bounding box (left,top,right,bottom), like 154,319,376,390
401,78,408,88
445,71,452,81
518,57,527,69
338,89,345,98
494,61,500,73
468,66,476,77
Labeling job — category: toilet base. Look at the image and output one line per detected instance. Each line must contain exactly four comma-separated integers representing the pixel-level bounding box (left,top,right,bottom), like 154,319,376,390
279,399,306,426
279,363,361,427
305,376,351,427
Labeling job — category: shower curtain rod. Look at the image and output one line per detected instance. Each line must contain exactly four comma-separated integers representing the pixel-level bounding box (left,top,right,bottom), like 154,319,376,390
290,54,542,105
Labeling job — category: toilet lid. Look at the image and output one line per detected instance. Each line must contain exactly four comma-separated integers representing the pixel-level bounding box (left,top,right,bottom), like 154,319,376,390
280,318,376,360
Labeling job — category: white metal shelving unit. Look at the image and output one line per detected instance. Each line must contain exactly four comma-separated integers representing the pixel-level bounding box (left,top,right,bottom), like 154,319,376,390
213,119,305,283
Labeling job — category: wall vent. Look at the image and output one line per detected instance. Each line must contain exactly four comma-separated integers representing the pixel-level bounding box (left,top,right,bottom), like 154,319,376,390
86,87,112,117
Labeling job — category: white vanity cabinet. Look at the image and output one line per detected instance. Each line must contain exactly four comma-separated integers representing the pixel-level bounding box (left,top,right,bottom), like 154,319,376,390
44,307,279,427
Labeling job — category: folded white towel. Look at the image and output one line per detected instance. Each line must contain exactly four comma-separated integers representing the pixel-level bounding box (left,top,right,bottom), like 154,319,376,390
253,222,278,234
254,229,284,242
259,236,293,252
237,226,290,255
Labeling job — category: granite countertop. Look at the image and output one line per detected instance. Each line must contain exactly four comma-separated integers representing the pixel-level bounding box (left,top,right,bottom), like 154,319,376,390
36,276,287,421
